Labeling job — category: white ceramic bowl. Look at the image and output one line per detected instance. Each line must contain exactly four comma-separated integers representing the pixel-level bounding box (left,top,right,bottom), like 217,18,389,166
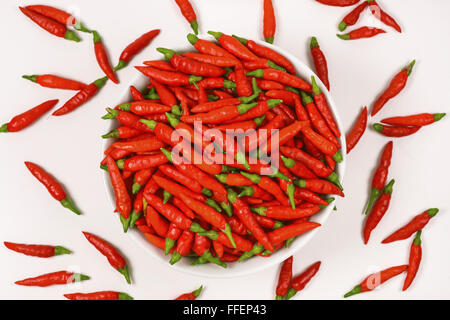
103,37,346,278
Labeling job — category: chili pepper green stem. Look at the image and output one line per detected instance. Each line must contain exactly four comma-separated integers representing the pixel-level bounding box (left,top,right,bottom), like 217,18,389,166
193,285,203,297
414,230,422,246
140,119,157,130
205,199,222,212
157,47,176,60
129,210,141,228
201,250,227,268
333,151,343,163
189,222,207,234
207,31,223,40
246,69,265,78
64,30,81,42
201,188,213,197
165,238,175,256
405,60,416,76
427,208,439,218
132,183,142,195
232,35,248,45
73,273,90,282
344,285,362,298
61,197,81,215
22,75,38,83
0,124,9,133
102,129,120,139
163,190,172,204
118,292,134,300
54,246,72,256
251,207,267,216
238,186,254,198
284,288,298,300
114,60,127,72
170,251,182,265
220,202,233,217
287,183,296,209
434,113,446,122
336,33,351,40
223,223,236,249
187,33,199,45
338,21,348,32
285,237,295,248
120,215,130,233
118,265,131,284
238,244,264,262
265,37,274,44
365,187,381,215
327,172,343,191
190,21,199,35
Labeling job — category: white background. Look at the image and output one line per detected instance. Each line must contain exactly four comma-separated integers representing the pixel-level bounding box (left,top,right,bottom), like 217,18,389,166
1,0,449,300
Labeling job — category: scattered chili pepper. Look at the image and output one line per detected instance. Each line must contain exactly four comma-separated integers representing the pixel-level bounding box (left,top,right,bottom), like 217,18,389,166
381,113,446,127
175,286,203,300
4,242,71,258
92,31,118,84
22,74,87,90
373,123,421,137
24,161,81,215
284,261,321,300
344,265,408,297
368,0,401,32
252,205,320,220
175,0,199,35
310,37,330,91
268,222,321,245
275,256,293,300
402,230,423,291
64,291,133,300
0,99,58,133
337,26,386,40
19,6,80,42
371,60,416,116
316,0,359,6
382,209,438,244
311,76,340,138
363,179,395,244
26,4,90,32
346,106,368,154
338,1,368,31
105,156,131,221
263,0,276,44
15,271,89,287
82,232,131,284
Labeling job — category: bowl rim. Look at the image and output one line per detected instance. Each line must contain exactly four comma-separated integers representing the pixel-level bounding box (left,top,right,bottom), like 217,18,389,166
102,35,346,279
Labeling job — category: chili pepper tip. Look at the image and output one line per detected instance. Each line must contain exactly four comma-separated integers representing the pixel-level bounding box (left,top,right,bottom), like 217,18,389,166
170,251,182,265
285,237,295,248
287,184,296,209
344,285,362,298
165,238,175,256
193,285,203,297
413,230,422,246
102,129,119,139
74,273,90,282
406,60,416,76
129,210,141,228
223,223,236,249
157,47,175,60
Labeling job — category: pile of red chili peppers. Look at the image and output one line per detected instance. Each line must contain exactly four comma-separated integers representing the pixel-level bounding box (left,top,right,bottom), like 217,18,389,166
2,0,444,301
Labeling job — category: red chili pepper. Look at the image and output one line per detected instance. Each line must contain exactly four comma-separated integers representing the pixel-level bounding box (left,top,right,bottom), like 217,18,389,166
182,52,239,67
252,205,320,221
64,291,133,300
235,66,253,97
268,222,321,245
284,261,321,299
373,123,421,137
19,7,80,42
371,60,415,116
0,99,58,133
151,174,205,202
382,209,438,244
316,0,359,6
102,126,143,140
170,230,195,264
82,232,131,284
248,69,312,91
52,76,108,116
275,256,293,299
181,102,257,124
365,141,393,214
281,147,332,178
294,179,344,197
363,179,395,244
115,29,160,71
187,34,239,61
346,106,368,154
310,37,330,91
143,60,177,71
208,31,259,61
300,125,343,162
338,1,368,31
120,153,168,172
266,90,296,106
262,120,308,154
22,74,87,90
241,173,290,206
263,0,276,44
228,99,282,122
401,230,422,291
4,242,71,258
129,86,145,101
136,66,202,86
311,76,340,138
111,137,165,153
381,113,446,127
337,26,386,40
174,0,199,35
344,265,408,297
368,0,401,32
105,156,131,219
216,173,254,187
175,286,203,301
92,31,118,84
118,101,172,115
146,205,169,236
159,165,203,193
24,161,81,215
294,189,329,206
15,271,89,287
144,232,166,250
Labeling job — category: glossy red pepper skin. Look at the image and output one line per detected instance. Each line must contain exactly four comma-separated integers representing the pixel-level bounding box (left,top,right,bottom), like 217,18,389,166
337,26,386,40
235,66,253,97
23,74,87,90
208,31,259,61
83,232,131,284
115,29,160,70
371,61,415,116
146,205,169,236
363,180,394,244
136,66,201,86
338,2,368,31
344,265,408,297
281,147,332,178
122,153,168,171
191,98,242,113
346,107,368,154
403,231,422,291
295,179,344,197
4,242,71,258
53,77,108,116
311,76,340,138
316,0,359,6
93,31,118,84
64,291,133,300
25,161,81,215
368,0,401,33
16,271,89,287
175,0,199,34
263,0,276,44
143,60,177,71
178,193,227,231
162,50,226,78
26,5,77,26
144,193,192,230
254,205,320,221
175,286,203,300
120,101,172,115
1,99,58,133
285,261,322,299
310,37,330,91
187,34,238,61
268,222,321,245
373,124,421,137
381,113,446,127
112,137,165,153
248,69,312,91
382,209,438,244
276,256,293,299
105,156,131,219
300,125,341,161
19,7,80,42
144,233,166,250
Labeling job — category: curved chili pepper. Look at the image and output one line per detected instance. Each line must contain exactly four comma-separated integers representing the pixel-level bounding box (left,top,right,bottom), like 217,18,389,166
0,99,58,133
368,0,401,32
238,185,274,201
164,223,182,255
159,165,203,193
300,124,343,162
247,69,311,91
118,101,172,115
275,256,293,299
112,138,166,153
371,60,415,116
382,113,446,127
228,99,282,123
241,172,290,206
187,34,238,61
120,153,168,171
316,0,359,6
382,209,438,244
311,76,340,138
294,179,344,197
266,90,296,106
129,191,144,228
175,286,203,300
115,29,160,71
64,291,133,300
143,60,177,71
281,156,317,179
52,76,108,116
263,0,276,43
170,230,195,264
24,161,81,215
19,7,80,42
262,120,308,154
268,222,321,245
284,261,321,300
181,102,258,124
4,242,71,258
144,232,166,250
402,230,422,291
363,179,395,244
103,109,155,133
193,231,211,257
208,31,259,61
344,265,408,297
105,156,131,220
82,232,131,284
92,31,118,83
310,37,330,91
15,271,89,287
337,26,386,40
182,52,239,68
373,123,421,137
158,48,225,77
136,66,202,86
26,4,90,32
102,126,142,140
146,205,169,236
235,66,253,97
346,106,368,154
281,146,332,178
338,1,368,31
252,205,320,220
22,74,87,90
175,0,198,34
